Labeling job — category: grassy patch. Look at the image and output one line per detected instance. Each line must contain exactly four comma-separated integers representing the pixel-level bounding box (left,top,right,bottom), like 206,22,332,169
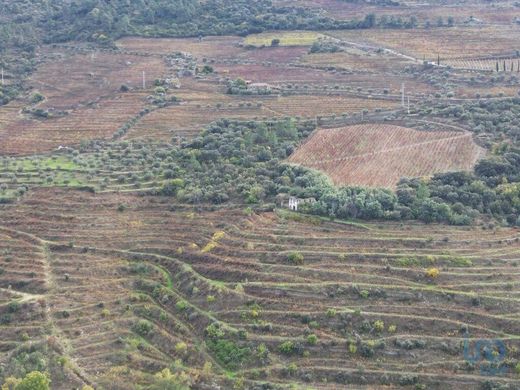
244,31,324,47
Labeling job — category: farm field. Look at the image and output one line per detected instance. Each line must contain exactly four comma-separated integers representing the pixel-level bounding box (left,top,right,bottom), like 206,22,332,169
2,1,520,388
0,189,518,389
274,0,520,25
2,29,518,155
327,26,520,61
287,124,486,188
0,36,416,154
243,31,325,47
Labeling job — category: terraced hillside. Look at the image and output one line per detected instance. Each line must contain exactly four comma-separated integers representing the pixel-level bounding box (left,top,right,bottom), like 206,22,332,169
287,123,486,188
0,188,518,389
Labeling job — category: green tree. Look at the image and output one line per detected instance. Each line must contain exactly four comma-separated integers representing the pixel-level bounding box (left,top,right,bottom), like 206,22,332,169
149,368,191,390
14,372,50,390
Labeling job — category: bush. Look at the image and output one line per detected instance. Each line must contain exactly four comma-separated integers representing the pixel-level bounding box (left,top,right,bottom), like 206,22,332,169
287,251,304,265
15,371,50,390
175,342,188,354
373,320,385,333
326,308,337,317
206,339,251,369
306,334,318,345
278,340,296,355
176,300,188,311
426,267,440,278
133,319,153,336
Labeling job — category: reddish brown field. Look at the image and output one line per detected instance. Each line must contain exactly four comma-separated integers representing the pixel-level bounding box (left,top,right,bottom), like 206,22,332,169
275,0,520,24
264,95,399,116
126,101,270,140
31,50,167,109
236,46,308,64
287,123,485,188
0,47,167,155
0,188,518,389
117,36,245,59
328,26,520,61
0,93,148,155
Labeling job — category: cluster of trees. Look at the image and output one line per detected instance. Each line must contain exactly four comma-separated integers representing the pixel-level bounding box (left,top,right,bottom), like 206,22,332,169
421,98,520,146
1,371,50,390
0,0,406,46
157,119,315,204
309,40,343,54
156,118,518,226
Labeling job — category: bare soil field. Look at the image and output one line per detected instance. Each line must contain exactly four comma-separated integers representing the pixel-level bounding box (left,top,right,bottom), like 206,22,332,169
328,26,520,61
287,123,485,188
117,36,245,59
0,93,150,155
31,50,167,110
2,32,515,155
0,188,518,389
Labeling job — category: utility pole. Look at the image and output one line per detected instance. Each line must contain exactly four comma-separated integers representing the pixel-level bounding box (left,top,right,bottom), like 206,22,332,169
1,68,3,86
407,96,410,115
142,71,146,89
401,83,405,108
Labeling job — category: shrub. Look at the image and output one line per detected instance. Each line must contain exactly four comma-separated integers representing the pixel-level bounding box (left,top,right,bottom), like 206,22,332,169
31,93,45,104
133,319,153,336
426,267,440,278
14,371,50,390
278,340,296,355
176,300,188,311
205,323,225,339
150,368,191,390
326,308,337,317
287,362,298,375
373,320,385,333
399,374,418,385
175,342,188,354
206,339,251,369
306,334,318,345
287,251,304,265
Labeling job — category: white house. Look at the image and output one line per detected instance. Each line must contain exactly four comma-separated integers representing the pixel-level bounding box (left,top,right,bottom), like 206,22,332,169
276,194,316,211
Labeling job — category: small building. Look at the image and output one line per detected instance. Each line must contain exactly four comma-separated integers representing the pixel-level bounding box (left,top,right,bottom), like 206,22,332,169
278,194,316,211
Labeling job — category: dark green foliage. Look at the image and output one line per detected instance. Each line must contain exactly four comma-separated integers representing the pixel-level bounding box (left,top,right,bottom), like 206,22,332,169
287,251,304,265
13,371,51,390
157,118,315,204
0,343,48,381
148,117,518,225
278,340,296,355
206,338,251,370
133,319,153,336
309,41,342,54
205,323,250,369
0,0,381,47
